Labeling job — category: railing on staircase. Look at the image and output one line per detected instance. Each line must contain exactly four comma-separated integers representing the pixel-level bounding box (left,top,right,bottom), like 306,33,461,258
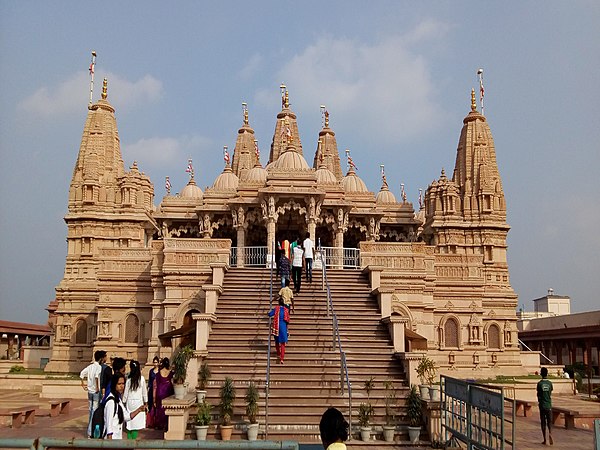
229,246,268,267
264,241,275,439
319,246,360,269
318,239,353,436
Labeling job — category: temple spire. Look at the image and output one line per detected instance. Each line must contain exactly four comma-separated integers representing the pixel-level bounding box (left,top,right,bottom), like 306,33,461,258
471,88,476,112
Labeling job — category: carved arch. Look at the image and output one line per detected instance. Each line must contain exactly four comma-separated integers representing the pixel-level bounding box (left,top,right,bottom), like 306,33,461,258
439,314,462,350
484,321,503,350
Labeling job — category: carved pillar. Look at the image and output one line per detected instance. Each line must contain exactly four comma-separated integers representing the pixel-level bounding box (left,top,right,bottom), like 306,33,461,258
192,312,217,354
236,226,245,268
266,219,276,268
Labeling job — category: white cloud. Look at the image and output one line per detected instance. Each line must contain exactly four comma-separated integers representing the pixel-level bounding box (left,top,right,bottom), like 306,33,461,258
122,135,213,169
255,24,447,146
239,54,263,80
18,71,163,118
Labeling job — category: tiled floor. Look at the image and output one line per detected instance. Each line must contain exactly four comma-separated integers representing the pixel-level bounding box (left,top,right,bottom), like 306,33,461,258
0,390,597,448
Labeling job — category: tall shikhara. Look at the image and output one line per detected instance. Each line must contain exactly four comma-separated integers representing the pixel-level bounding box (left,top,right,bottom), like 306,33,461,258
46,80,155,371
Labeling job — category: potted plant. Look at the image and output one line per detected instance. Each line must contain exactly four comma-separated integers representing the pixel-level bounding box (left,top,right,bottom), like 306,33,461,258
405,384,422,444
194,399,212,440
358,376,375,441
382,379,396,442
245,380,260,440
196,360,211,403
426,359,440,402
219,376,236,440
416,356,434,400
172,344,194,399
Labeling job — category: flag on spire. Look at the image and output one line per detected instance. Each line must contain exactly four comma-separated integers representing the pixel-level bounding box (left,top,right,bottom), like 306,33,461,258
186,159,194,177
418,188,423,209
254,140,260,159
401,183,407,202
165,176,171,193
348,156,357,171
477,68,485,114
223,146,230,164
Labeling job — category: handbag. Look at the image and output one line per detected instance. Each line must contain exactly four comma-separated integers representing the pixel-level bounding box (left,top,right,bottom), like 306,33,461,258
146,407,155,429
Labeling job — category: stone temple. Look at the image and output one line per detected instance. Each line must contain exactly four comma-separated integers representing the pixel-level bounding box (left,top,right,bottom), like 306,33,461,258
45,79,523,430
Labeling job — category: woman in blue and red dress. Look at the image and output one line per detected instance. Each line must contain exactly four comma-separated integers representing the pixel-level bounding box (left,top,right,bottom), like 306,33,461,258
268,297,290,364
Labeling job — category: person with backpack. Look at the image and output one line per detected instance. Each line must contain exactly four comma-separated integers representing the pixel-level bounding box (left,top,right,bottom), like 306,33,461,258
102,356,127,401
123,360,147,439
80,350,104,438
103,372,145,439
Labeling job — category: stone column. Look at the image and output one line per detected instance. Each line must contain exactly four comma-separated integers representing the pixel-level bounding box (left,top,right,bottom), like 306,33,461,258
382,315,408,352
266,219,276,268
308,220,316,241
236,226,245,268
193,312,217,354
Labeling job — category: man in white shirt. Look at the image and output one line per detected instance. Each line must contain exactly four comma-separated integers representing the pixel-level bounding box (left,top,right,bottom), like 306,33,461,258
303,235,314,283
80,350,104,438
291,238,304,294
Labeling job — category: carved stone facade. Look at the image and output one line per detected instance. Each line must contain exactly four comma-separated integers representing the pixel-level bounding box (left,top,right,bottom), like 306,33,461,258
46,84,522,376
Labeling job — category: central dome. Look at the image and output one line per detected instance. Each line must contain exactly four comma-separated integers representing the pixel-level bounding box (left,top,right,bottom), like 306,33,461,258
271,145,310,170
212,166,239,190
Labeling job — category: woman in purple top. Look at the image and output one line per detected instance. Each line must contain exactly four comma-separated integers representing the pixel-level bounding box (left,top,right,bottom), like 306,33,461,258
152,357,174,430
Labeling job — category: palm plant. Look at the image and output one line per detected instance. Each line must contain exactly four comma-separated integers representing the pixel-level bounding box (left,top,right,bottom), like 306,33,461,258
197,361,211,390
219,377,236,425
245,381,259,424
172,344,194,384
406,385,423,427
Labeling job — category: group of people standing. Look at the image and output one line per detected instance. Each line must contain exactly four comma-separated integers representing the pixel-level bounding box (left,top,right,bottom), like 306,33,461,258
79,351,176,439
269,235,315,365
278,235,314,294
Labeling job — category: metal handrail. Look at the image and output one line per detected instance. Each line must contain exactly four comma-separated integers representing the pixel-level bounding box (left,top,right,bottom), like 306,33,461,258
265,241,275,439
318,239,353,436
518,338,554,364
319,246,360,269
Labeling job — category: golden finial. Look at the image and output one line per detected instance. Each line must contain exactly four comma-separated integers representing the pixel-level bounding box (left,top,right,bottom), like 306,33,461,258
471,88,476,111
242,102,248,125
324,110,330,128
102,78,108,100
280,83,286,109
284,89,289,108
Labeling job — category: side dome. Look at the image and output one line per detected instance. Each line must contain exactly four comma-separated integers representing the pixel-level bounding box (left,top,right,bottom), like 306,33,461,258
271,145,310,170
244,164,268,184
212,166,239,190
315,166,338,185
376,176,397,204
180,178,203,198
376,189,397,204
342,167,368,193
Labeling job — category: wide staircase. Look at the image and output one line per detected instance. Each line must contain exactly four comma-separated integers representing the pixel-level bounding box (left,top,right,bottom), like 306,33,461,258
198,267,413,443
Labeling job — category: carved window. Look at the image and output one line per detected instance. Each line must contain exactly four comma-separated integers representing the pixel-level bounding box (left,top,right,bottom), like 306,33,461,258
488,324,501,350
124,314,140,344
74,319,87,344
444,318,459,348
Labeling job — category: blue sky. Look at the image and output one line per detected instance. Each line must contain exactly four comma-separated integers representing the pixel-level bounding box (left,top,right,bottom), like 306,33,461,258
1,1,599,324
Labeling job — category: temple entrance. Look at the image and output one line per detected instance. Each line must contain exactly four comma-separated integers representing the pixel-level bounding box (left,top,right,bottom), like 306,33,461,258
276,207,307,244
315,223,334,247
344,226,366,248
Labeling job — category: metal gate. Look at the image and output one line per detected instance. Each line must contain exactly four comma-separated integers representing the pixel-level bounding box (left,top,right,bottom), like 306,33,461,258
441,375,516,450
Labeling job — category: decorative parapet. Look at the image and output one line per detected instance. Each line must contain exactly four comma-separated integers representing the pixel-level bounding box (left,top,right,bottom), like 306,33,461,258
162,238,231,268
99,248,153,274
359,242,434,273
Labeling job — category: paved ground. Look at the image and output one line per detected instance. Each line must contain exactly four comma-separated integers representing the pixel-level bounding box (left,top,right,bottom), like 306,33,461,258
0,390,597,448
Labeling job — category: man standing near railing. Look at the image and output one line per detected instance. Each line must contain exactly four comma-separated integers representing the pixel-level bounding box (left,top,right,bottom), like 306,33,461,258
303,234,314,283
291,238,304,294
